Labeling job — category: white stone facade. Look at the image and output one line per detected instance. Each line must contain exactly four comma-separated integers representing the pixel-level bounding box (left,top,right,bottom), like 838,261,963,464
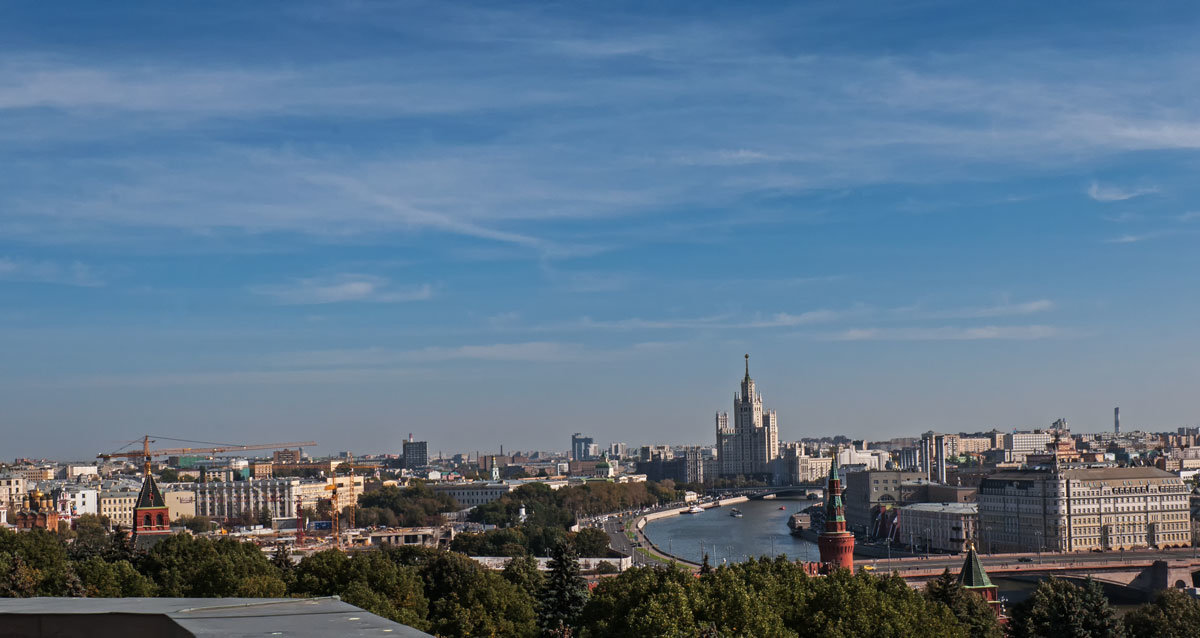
194,477,361,521
978,467,1191,553
899,502,978,553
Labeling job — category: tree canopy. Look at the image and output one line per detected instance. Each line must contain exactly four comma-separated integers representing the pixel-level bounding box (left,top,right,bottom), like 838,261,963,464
1007,577,1123,638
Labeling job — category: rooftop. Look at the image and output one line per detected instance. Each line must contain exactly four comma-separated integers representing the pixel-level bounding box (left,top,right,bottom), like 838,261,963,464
901,502,978,514
0,597,431,638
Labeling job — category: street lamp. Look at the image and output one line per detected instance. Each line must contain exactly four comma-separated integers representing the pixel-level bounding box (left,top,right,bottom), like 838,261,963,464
926,527,932,559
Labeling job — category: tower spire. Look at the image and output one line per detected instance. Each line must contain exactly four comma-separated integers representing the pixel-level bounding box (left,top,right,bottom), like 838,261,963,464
744,353,750,380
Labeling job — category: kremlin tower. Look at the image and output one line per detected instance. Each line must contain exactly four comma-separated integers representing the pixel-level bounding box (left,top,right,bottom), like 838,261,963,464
817,463,855,570
131,474,172,550
958,541,1005,621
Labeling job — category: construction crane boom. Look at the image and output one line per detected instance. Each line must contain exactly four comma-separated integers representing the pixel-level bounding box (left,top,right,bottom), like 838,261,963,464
98,435,318,477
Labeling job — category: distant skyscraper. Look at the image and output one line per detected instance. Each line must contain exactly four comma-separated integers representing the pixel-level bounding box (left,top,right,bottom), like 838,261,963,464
402,434,428,469
1114,407,1120,435
571,433,595,461
715,355,780,477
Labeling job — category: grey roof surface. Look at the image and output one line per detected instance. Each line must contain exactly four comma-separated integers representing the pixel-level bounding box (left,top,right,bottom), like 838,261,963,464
985,467,1178,482
0,597,433,638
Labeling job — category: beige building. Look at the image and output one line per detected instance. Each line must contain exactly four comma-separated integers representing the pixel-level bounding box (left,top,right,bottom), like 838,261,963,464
899,502,978,553
0,475,28,509
433,481,518,507
978,467,1191,553
161,485,196,521
99,490,138,529
955,437,993,455
14,467,54,482
783,450,833,484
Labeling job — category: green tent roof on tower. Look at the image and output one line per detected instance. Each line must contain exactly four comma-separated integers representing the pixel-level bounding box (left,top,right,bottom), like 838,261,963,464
957,545,993,589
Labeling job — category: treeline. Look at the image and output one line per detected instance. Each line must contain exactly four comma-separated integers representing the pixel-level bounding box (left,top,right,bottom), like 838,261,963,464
356,481,460,527
451,527,612,558
469,480,679,528
454,480,679,557
3,517,1194,638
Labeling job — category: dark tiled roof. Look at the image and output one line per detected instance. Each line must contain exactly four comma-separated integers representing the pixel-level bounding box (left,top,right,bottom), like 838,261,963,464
135,475,166,509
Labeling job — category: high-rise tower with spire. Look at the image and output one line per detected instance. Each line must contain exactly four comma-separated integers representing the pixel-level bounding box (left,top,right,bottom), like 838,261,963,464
715,354,780,478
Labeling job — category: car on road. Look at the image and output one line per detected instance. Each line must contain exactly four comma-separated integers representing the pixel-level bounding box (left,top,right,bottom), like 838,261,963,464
1017,557,1034,563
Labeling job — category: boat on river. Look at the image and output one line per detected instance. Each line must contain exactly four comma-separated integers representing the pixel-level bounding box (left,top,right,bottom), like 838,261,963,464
729,508,743,518
684,505,704,514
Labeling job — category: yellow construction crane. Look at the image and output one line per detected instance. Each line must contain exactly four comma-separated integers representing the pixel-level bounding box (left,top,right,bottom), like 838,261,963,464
334,457,384,531
325,483,341,548
98,435,318,477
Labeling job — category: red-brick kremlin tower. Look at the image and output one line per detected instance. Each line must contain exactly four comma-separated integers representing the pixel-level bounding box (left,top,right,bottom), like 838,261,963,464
131,474,172,550
817,464,855,570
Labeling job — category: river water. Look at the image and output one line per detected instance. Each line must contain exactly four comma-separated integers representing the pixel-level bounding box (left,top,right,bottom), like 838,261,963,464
643,500,1148,611
642,498,819,565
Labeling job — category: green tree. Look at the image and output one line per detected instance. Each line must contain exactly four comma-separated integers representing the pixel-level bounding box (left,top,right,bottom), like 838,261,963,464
419,551,537,638
74,556,157,597
137,534,286,597
539,542,589,635
67,514,124,562
0,528,80,596
503,554,545,593
257,508,273,528
174,515,213,534
793,569,965,638
357,482,459,527
694,565,788,637
580,566,697,638
290,549,430,630
571,528,611,558
1120,588,1200,638
923,570,1003,638
159,468,180,483
1008,578,1124,638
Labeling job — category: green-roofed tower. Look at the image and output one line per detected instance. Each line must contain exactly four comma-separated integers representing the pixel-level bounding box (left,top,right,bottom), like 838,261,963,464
817,460,854,570
957,541,1005,622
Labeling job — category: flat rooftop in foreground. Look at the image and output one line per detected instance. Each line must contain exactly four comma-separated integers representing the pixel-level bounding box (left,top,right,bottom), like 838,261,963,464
0,597,433,638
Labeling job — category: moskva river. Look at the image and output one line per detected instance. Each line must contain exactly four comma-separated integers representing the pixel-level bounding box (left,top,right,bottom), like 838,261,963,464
642,498,819,565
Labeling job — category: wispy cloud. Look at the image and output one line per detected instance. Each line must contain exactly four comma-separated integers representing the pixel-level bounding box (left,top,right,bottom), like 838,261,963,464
250,275,432,305
0,257,103,287
266,340,678,368
1087,181,1159,202
543,269,632,294
743,310,848,328
1103,231,1177,244
58,367,420,388
544,299,1050,333
826,325,1065,341
906,299,1055,320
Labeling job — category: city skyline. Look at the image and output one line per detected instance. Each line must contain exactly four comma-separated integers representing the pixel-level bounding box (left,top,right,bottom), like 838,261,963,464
5,2,1200,457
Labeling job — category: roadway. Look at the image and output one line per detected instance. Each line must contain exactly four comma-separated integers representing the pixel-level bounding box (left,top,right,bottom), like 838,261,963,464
861,546,1200,576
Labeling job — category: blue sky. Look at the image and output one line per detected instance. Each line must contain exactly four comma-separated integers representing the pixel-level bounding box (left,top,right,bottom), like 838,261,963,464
3,1,1200,459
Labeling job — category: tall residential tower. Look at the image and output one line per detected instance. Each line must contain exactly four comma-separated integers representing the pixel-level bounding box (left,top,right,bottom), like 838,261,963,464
716,355,780,477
